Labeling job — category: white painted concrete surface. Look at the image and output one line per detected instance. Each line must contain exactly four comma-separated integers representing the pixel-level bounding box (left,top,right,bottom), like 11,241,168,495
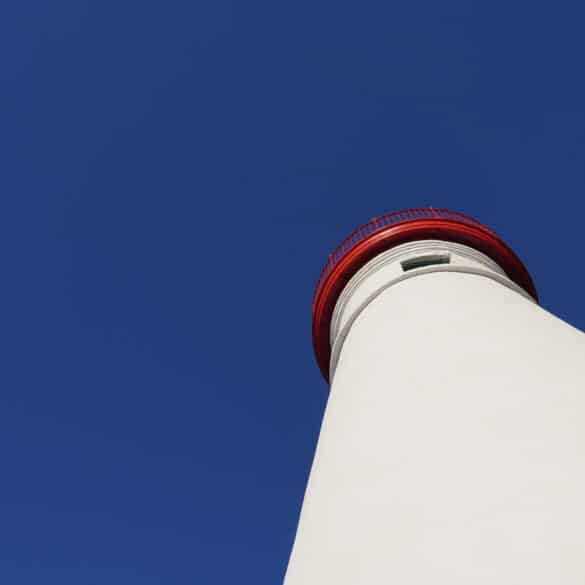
285,242,585,584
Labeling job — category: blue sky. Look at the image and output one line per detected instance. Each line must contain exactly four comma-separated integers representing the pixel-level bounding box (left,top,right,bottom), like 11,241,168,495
1,1,585,583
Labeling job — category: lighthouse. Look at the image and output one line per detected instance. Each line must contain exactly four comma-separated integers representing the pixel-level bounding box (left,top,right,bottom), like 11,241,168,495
284,208,585,583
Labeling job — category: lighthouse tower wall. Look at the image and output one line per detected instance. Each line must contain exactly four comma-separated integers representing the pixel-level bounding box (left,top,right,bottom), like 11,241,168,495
285,240,585,584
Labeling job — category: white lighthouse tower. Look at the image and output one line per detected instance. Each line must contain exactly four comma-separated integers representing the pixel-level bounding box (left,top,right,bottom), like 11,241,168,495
284,208,585,584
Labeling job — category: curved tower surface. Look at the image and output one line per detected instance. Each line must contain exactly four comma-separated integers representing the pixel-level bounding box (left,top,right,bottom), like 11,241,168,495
284,208,585,584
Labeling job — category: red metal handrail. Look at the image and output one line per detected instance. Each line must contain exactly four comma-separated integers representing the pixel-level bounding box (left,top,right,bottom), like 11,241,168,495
314,208,494,301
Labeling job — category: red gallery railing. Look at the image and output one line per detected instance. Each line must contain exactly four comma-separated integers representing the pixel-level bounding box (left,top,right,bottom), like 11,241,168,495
314,208,494,300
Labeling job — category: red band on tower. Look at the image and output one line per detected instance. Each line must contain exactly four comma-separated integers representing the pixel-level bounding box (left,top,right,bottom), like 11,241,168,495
312,208,538,382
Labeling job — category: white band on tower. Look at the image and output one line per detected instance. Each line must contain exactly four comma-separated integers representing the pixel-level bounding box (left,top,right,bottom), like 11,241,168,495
329,239,536,380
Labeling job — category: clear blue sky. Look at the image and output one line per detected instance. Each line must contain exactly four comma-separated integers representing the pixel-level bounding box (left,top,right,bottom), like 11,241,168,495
2,1,585,583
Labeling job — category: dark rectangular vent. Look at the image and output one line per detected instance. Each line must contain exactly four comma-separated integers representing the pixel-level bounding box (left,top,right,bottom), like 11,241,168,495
401,254,451,272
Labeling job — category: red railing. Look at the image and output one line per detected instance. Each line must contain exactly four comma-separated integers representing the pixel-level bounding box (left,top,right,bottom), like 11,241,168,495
314,208,494,298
